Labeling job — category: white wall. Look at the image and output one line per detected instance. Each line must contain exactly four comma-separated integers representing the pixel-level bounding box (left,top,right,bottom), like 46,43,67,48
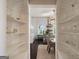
0,0,7,56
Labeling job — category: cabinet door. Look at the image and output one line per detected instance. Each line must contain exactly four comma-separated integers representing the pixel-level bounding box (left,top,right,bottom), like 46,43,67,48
59,15,79,33
58,0,75,23
57,0,79,59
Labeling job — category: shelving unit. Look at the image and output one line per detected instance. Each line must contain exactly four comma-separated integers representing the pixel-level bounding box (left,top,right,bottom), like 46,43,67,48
46,17,56,40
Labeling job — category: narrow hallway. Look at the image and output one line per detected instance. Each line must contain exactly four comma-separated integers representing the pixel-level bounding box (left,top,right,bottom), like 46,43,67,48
30,4,56,59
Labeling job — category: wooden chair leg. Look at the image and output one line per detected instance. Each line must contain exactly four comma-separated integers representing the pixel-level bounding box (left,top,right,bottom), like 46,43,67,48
54,46,55,55
47,46,50,53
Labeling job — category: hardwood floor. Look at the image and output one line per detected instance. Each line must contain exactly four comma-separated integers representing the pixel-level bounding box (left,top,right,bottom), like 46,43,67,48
30,40,38,59
37,45,55,59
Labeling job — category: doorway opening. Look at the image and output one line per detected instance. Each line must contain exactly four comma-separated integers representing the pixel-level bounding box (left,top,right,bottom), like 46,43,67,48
29,5,56,59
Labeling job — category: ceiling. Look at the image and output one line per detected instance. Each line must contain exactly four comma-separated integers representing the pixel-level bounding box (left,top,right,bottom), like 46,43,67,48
29,0,57,5
29,5,56,17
